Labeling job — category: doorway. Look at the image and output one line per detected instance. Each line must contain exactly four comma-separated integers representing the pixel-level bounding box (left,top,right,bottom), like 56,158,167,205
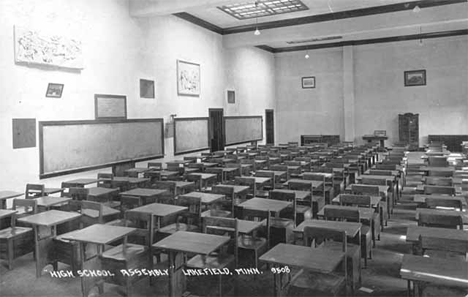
265,109,275,145
209,108,224,152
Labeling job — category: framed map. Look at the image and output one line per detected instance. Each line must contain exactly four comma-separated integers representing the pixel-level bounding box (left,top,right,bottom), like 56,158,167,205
177,60,200,97
14,26,83,70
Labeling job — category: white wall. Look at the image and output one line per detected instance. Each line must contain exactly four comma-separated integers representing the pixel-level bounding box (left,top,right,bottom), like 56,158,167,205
275,48,345,144
275,35,468,147
0,0,276,192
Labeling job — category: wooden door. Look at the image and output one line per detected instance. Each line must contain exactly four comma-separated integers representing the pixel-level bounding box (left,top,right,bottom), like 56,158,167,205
265,109,275,145
209,109,224,152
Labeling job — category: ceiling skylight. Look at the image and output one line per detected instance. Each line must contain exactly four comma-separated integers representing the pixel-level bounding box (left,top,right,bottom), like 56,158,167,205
218,0,309,20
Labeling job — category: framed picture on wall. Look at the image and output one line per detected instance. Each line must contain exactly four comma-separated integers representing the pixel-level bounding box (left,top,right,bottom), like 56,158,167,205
404,70,426,86
177,60,200,97
140,79,155,98
94,94,127,120
45,83,64,98
227,90,235,104
302,76,315,89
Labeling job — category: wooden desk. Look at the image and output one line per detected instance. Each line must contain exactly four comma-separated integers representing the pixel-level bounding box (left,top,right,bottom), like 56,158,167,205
400,254,468,296
0,191,23,209
179,192,224,205
283,179,323,189
256,170,287,183
186,173,217,190
34,196,72,211
332,195,382,208
153,231,230,297
218,184,250,196
318,205,374,222
124,167,152,177
415,208,468,224
238,197,292,216
252,176,272,188
260,243,345,297
345,184,389,197
413,194,467,207
87,187,119,204
62,178,98,187
129,203,188,230
173,181,196,195
405,225,468,254
17,210,81,277
294,219,362,238
119,188,168,205
237,219,265,234
272,189,323,218
112,177,150,187
61,224,136,297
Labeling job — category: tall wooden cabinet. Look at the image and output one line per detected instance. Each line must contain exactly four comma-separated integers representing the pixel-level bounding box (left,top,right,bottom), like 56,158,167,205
399,113,419,150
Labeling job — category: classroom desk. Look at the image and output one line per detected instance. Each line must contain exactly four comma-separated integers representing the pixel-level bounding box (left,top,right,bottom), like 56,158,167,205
153,231,231,297
400,254,468,297
405,225,468,254
259,243,345,297
412,194,467,207
252,176,272,188
34,196,72,211
283,179,324,189
0,191,23,209
218,184,250,197
332,195,382,209
415,208,468,224
345,184,389,197
186,173,217,190
318,205,374,222
256,170,287,183
119,188,168,205
237,219,265,234
173,181,196,195
179,191,224,205
61,224,137,297
238,197,291,217
87,187,119,204
358,174,398,203
17,210,81,278
128,203,188,230
62,178,99,187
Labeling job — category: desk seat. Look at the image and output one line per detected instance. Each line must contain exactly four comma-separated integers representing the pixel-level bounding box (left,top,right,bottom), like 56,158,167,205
187,253,234,269
101,243,147,261
0,226,34,270
0,226,32,239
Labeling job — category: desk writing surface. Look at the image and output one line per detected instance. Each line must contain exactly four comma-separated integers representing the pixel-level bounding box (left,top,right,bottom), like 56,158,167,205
153,231,229,255
18,210,81,227
0,209,17,219
260,243,344,274
179,192,224,204
187,173,217,180
61,224,136,245
0,191,23,200
283,179,323,189
272,189,311,201
238,197,291,213
332,195,382,207
34,196,71,208
294,220,361,238
128,203,187,218
400,254,468,288
318,205,374,221
120,188,167,197
237,219,264,234
174,181,196,189
88,187,119,197
405,226,468,243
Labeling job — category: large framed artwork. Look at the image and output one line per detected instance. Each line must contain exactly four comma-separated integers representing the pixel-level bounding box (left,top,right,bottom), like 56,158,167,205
404,70,426,87
94,94,127,121
177,60,200,97
14,26,83,70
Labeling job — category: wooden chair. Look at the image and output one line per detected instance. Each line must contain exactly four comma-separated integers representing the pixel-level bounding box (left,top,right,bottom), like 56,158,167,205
417,235,467,261
12,198,37,217
289,226,348,297
254,171,275,197
68,187,89,201
323,207,373,268
186,217,238,296
418,212,463,229
100,211,153,296
25,183,44,199
157,196,202,237
97,173,114,188
425,197,464,211
0,211,34,269
186,174,203,192
339,194,381,244
237,208,270,269
423,185,455,196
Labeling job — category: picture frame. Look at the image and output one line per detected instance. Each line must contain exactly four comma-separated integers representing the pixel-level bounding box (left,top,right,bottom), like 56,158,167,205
302,76,315,89
177,60,200,97
404,70,426,87
140,79,155,99
94,94,127,120
45,83,64,98
227,90,235,104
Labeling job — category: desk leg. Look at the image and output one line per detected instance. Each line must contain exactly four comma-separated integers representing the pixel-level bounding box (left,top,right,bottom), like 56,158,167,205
168,251,186,297
79,243,104,297
273,268,289,297
34,225,55,278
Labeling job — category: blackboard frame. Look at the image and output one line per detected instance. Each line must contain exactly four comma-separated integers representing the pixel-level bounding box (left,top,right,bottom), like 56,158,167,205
173,117,209,155
39,118,164,179
224,115,263,146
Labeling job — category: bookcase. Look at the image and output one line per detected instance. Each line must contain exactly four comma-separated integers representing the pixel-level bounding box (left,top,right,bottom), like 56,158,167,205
398,113,419,150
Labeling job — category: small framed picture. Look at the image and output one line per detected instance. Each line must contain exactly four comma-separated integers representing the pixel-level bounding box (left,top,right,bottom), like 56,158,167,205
45,83,64,98
404,70,426,87
302,76,315,89
227,90,235,104
140,79,155,99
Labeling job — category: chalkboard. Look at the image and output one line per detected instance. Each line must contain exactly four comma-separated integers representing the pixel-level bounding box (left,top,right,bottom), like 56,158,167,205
225,116,263,145
174,117,209,155
39,119,164,178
